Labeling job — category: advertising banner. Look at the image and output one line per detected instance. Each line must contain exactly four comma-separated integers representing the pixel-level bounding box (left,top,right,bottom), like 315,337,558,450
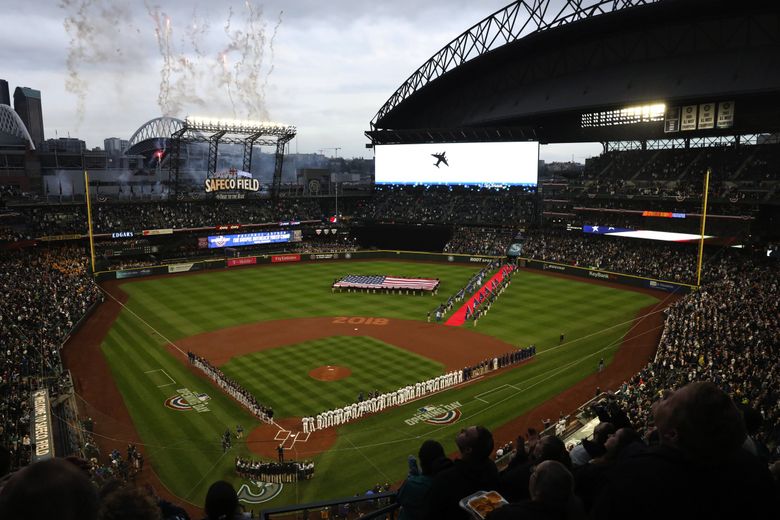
271,254,301,263
116,268,154,279
38,234,83,242
168,263,194,273
309,253,339,260
227,257,257,267
31,389,54,462
142,228,174,236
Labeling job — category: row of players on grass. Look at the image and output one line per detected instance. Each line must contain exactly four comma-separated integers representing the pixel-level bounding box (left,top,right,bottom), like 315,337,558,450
395,382,777,520
187,352,275,422
300,371,464,433
301,346,536,434
235,456,315,483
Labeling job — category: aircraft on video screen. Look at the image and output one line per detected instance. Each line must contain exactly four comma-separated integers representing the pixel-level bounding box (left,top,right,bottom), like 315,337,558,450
431,152,448,168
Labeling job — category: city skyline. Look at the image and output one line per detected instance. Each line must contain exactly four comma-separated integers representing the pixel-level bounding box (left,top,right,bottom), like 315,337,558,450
0,0,600,162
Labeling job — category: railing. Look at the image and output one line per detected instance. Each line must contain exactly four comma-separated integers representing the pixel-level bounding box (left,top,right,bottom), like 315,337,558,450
259,491,398,520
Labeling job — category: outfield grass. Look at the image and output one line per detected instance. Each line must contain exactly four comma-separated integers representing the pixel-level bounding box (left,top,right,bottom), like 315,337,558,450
98,261,658,511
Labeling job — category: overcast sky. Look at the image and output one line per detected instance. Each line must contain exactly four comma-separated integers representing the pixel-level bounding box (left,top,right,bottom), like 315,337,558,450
0,0,600,162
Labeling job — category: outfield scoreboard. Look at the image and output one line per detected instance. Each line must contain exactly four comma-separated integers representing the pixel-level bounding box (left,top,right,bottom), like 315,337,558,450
204,230,302,249
375,142,539,186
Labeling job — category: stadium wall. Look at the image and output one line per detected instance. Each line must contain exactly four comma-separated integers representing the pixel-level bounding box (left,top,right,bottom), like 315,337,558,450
519,258,694,294
94,250,693,294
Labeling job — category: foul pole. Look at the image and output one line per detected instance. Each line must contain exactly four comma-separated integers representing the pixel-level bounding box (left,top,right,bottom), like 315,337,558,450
695,167,711,287
84,170,96,274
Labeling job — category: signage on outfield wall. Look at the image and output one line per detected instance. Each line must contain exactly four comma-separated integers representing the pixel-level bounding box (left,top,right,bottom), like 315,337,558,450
31,389,54,462
525,259,692,294
309,253,339,260
227,257,257,267
215,224,241,231
168,263,194,273
271,254,300,263
468,257,492,263
116,268,154,279
142,228,173,236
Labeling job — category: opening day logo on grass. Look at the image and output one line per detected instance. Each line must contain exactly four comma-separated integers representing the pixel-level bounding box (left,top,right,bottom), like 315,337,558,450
164,388,211,412
405,401,462,426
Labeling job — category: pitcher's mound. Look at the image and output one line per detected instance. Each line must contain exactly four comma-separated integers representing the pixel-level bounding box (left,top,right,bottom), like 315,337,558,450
309,365,351,381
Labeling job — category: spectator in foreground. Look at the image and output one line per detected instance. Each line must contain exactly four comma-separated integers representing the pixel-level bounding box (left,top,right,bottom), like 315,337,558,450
500,435,572,503
397,439,451,520
98,486,162,520
593,381,776,519
204,480,243,520
427,426,500,520
487,460,584,520
0,458,99,520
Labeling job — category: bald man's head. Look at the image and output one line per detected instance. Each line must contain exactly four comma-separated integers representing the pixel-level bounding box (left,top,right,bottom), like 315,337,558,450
529,460,574,504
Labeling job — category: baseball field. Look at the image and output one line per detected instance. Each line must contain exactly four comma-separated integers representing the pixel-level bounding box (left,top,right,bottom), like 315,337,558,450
64,259,667,512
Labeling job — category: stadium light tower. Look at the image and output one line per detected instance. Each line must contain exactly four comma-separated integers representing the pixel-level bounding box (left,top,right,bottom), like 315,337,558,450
319,147,341,157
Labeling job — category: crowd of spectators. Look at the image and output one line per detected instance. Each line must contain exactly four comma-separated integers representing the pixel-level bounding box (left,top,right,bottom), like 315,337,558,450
9,198,324,238
396,378,776,519
235,456,314,483
187,352,274,422
353,185,536,226
443,227,515,256
522,230,703,283
0,245,101,469
608,258,779,455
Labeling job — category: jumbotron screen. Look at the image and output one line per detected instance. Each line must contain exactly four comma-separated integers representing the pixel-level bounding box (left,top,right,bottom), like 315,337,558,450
206,230,301,249
375,142,539,186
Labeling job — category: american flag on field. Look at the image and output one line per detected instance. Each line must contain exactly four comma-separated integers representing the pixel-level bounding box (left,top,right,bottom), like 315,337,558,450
333,274,439,291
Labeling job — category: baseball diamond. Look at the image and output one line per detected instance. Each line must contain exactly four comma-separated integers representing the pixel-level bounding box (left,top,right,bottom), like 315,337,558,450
64,260,663,509
2,1,778,519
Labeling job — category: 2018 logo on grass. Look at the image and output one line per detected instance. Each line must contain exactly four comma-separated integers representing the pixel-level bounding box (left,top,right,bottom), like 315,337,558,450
405,401,462,426
164,388,211,413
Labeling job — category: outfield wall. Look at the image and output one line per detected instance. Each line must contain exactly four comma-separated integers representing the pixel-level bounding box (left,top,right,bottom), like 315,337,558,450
518,258,694,294
95,251,694,294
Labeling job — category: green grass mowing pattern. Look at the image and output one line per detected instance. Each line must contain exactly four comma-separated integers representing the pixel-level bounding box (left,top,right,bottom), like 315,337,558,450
100,311,260,507
220,336,444,417
99,261,480,508
282,270,661,504
120,261,480,341
99,261,660,511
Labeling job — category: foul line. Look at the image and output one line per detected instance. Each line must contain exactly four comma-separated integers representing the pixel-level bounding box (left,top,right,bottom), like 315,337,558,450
99,286,187,358
144,368,176,388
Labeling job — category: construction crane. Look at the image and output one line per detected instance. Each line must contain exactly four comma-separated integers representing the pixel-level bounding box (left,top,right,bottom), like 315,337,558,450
318,147,341,157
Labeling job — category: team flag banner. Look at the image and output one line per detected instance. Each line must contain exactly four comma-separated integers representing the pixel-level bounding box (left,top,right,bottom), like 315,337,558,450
333,275,440,292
